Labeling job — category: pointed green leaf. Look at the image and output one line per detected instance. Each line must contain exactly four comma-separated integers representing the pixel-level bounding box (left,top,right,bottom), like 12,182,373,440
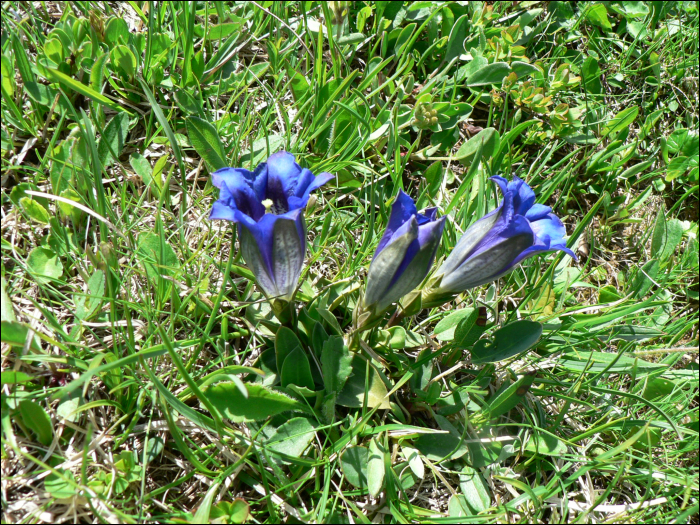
470,321,542,364
321,335,352,395
44,67,131,114
204,382,309,423
185,116,227,171
280,347,315,391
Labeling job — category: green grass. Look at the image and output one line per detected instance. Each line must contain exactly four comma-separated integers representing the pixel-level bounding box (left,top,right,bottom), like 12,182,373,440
1,1,698,523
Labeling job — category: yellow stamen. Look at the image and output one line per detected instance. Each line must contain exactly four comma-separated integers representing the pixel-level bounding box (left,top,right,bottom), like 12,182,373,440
262,199,274,213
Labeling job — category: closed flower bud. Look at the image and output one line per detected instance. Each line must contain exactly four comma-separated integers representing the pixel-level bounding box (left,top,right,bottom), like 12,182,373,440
363,190,445,314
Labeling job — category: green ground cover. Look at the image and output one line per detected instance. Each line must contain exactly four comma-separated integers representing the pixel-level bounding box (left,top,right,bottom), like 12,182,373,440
1,1,698,523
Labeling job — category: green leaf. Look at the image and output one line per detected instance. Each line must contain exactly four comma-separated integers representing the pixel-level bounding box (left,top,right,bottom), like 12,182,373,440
321,335,352,395
598,284,622,303
45,469,77,498
275,326,303,373
280,347,315,391
448,495,470,518
57,189,85,224
44,37,64,64
471,321,542,364
434,308,476,342
211,499,249,524
174,89,205,117
454,309,486,348
336,355,391,409
459,466,491,513
465,62,512,87
0,321,42,351
130,152,152,181
631,259,660,298
444,15,469,64
424,161,443,198
44,67,130,114
110,45,138,79
455,127,499,163
1,55,15,96
511,61,540,79
97,113,130,167
1,371,34,384
288,68,310,102
56,389,82,423
367,439,385,497
185,116,227,171
651,208,684,261
105,18,129,46
667,129,698,156
486,373,536,419
402,445,424,479
26,247,63,285
605,325,665,342
19,400,53,445
240,135,285,168
1,276,15,322
602,106,639,137
413,415,469,461
558,351,667,374
206,21,244,40
19,197,50,223
341,446,369,490
204,382,309,423
75,270,105,321
136,232,180,281
265,417,316,462
523,434,567,456
582,56,602,94
585,3,612,30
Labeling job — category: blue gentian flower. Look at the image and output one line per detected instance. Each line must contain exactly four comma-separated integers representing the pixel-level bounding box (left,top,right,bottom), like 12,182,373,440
432,175,577,294
209,151,334,303
363,190,446,313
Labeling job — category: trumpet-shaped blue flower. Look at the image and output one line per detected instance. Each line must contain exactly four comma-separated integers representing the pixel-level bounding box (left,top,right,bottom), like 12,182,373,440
432,176,577,294
209,151,333,302
363,190,446,313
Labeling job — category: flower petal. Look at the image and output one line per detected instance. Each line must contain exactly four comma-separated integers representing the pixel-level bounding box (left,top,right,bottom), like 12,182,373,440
364,216,418,310
293,168,316,198
292,171,335,210
238,219,278,298
210,201,238,222
525,203,552,221
213,168,265,221
509,176,536,215
266,151,301,211
418,207,438,223
438,216,533,292
270,215,305,301
251,162,268,202
374,190,418,259
378,216,446,311
435,209,501,280
530,213,566,244
212,167,253,190
490,176,516,224
509,213,577,266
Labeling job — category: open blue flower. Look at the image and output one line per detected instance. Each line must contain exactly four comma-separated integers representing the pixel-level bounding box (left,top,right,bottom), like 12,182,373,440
209,151,334,302
363,190,446,313
432,176,577,293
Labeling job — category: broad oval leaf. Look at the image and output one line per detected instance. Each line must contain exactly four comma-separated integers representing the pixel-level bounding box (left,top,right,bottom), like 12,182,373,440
186,116,227,171
204,382,309,423
470,320,542,364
